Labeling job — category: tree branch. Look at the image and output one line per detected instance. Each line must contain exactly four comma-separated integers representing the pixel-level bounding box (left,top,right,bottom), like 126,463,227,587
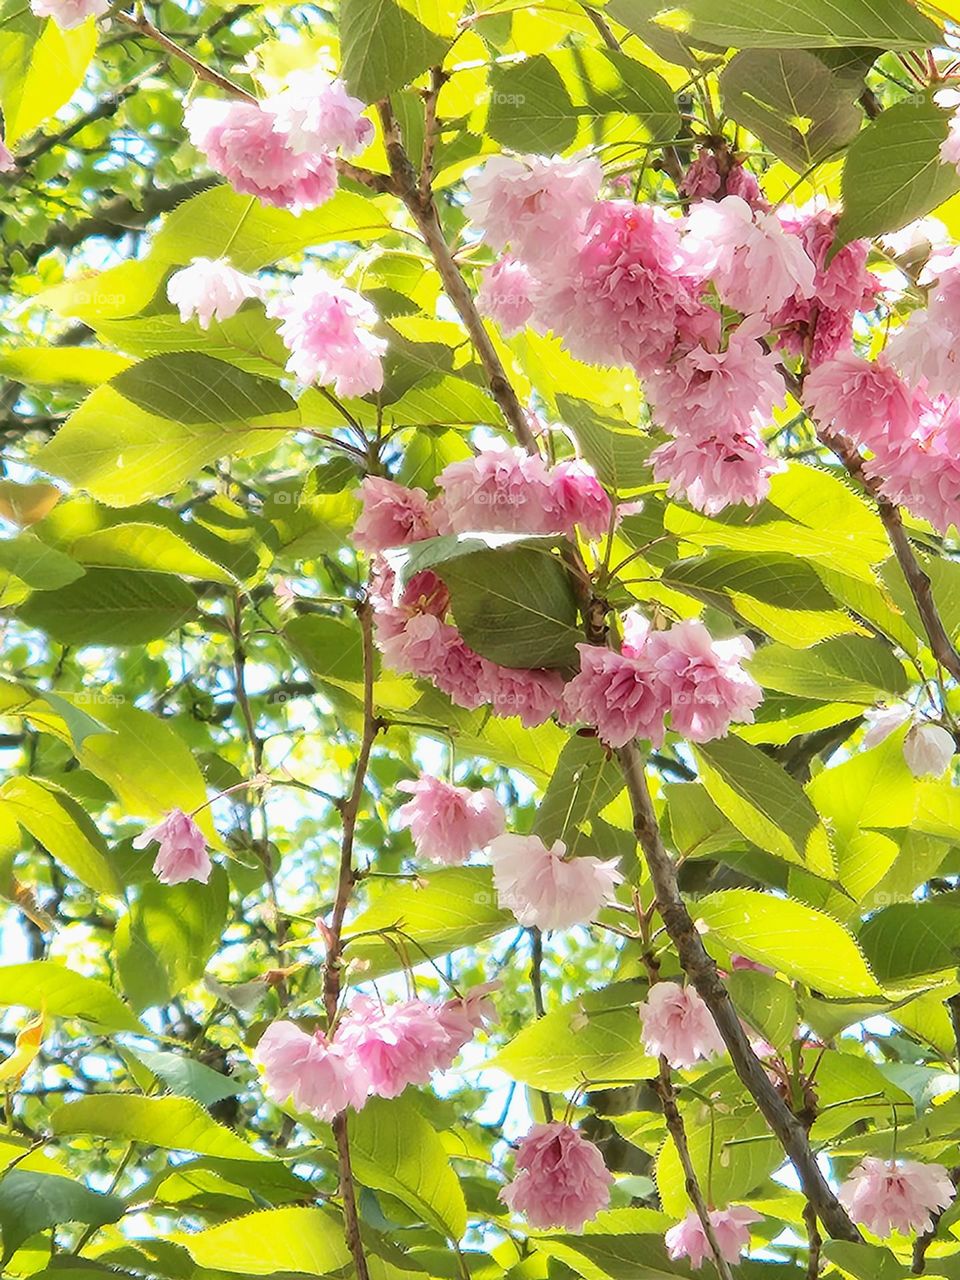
322,596,379,1280
616,742,860,1242
818,427,960,682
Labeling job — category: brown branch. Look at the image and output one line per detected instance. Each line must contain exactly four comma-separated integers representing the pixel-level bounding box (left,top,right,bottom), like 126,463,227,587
376,99,538,453
818,427,960,682
913,1165,960,1273
804,1199,823,1280
115,11,258,100
616,742,861,1242
322,597,379,1280
528,927,554,1123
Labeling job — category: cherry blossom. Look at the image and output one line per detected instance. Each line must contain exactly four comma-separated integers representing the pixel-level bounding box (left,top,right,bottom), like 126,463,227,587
336,996,452,1098
354,477,441,554
268,268,385,395
862,703,913,749
133,809,212,886
500,1123,613,1231
477,255,536,336
0,138,15,172
903,723,955,777
637,981,726,1069
561,643,668,749
185,99,337,212
804,353,918,450
488,833,622,931
477,661,565,728
255,1020,366,1118
464,152,602,264
838,1158,955,1236
166,258,261,330
645,620,763,743
437,444,556,534
29,0,108,27
682,195,816,317
266,65,373,157
651,427,782,515
547,458,614,540
666,1206,762,1267
433,982,499,1068
867,394,960,534
396,774,505,864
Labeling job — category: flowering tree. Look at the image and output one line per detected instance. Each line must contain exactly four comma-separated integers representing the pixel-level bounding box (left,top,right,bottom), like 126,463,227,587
7,0,960,1276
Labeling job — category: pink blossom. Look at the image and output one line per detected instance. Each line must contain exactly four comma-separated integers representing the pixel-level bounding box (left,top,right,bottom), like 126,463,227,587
646,316,786,437
903,723,955,777
547,459,613,540
396,774,505,864
536,200,707,375
771,206,878,364
354,477,440,553
804,353,918,449
561,643,668,749
369,561,449,642
433,982,500,1068
266,66,373,157
255,1020,366,1118
645,620,763,743
666,1206,762,1267
867,395,960,534
377,611,452,678
337,996,451,1098
651,427,782,515
488,833,622,931
29,0,108,26
680,153,764,208
464,152,602,265
477,255,536,336
0,138,15,172
885,309,960,399
133,808,212,886
478,661,565,728
838,1158,955,1236
166,258,260,330
430,626,488,710
683,195,816,318
941,114,960,171
437,444,556,534
501,1122,613,1231
267,268,385,395
637,981,726,1069
185,99,337,213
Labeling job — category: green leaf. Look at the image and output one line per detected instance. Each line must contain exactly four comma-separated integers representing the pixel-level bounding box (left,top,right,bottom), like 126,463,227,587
532,735,625,847
126,1048,240,1106
720,49,861,172
726,969,799,1053
857,896,960,986
96,304,290,381
0,532,84,596
109,353,295,424
0,346,131,387
491,981,657,1090
69,523,236,583
747,635,908,703
18,568,196,646
152,186,390,272
0,1171,123,1264
349,1097,467,1240
642,0,940,49
835,99,960,249
559,396,653,491
487,47,680,153
166,1206,353,1275
656,1100,782,1216
0,961,142,1032
342,867,513,978
693,737,835,877
50,1095,270,1161
696,889,882,996
807,731,917,898
340,0,449,101
0,776,119,895
115,868,229,1011
439,545,580,669
0,11,96,146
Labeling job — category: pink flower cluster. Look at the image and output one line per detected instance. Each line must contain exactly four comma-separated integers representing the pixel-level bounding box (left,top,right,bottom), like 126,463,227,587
267,268,385,396
256,985,496,1119
465,153,883,515
666,1206,761,1267
500,1122,613,1231
839,1158,955,1237
185,69,370,214
562,617,762,749
396,774,505,864
488,833,622,931
134,808,212,886
637,981,725,1069
167,258,261,330
29,0,107,27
